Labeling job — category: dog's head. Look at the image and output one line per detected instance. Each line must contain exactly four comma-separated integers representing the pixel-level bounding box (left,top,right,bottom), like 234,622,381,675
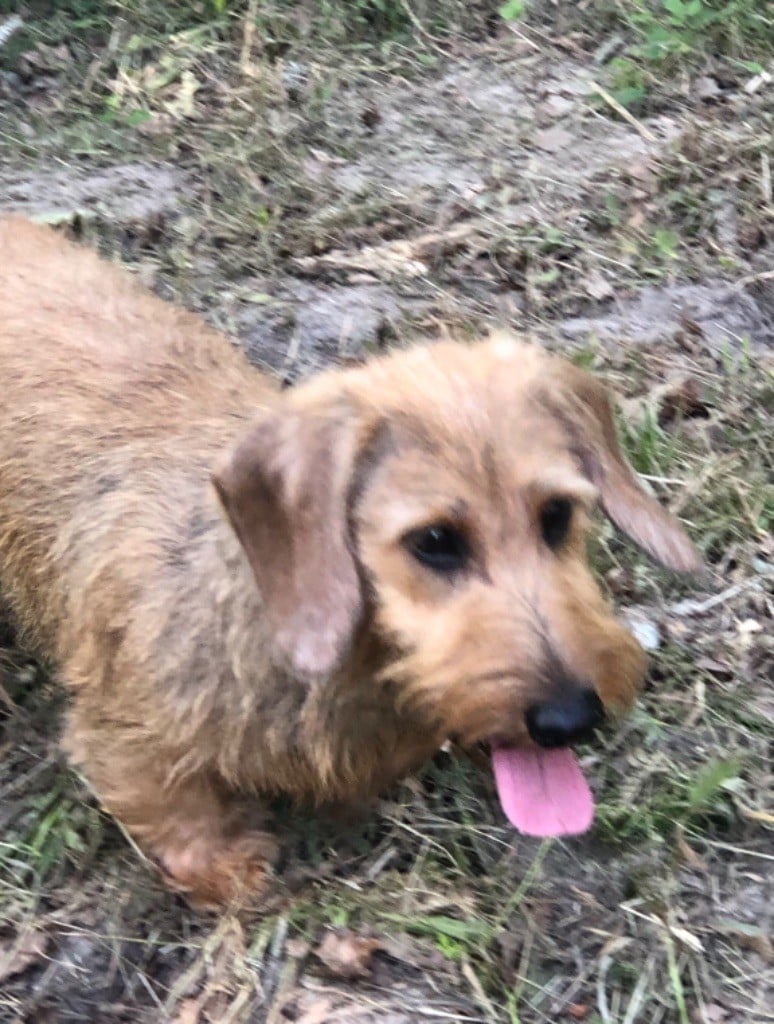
213,336,700,833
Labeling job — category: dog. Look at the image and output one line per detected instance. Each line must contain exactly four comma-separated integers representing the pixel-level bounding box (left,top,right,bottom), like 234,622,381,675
0,218,700,907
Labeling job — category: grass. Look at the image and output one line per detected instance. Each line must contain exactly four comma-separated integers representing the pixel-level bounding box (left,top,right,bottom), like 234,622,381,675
528,0,774,115
1,0,773,1021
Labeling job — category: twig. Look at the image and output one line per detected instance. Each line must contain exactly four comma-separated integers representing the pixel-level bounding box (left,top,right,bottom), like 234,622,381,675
239,0,259,77
762,151,772,205
670,577,765,617
732,268,774,289
398,0,447,55
461,957,499,1024
590,80,657,143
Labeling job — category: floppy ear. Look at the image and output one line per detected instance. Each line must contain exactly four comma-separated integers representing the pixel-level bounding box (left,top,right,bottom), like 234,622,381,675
556,362,702,573
212,396,365,680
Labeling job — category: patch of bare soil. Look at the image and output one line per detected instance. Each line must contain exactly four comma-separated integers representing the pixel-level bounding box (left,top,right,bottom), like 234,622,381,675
559,277,774,352
0,162,184,227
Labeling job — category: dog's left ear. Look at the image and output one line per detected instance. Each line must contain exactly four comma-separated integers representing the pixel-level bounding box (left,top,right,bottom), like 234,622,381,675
555,361,703,573
212,394,365,680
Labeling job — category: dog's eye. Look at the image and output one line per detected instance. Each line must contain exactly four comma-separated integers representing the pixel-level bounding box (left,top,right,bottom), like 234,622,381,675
404,524,469,573
540,498,573,550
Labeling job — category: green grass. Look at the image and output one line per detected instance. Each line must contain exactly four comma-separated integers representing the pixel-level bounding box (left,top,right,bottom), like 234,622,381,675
535,0,774,114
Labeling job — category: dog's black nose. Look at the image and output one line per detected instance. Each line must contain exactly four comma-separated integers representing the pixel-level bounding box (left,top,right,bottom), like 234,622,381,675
525,691,605,748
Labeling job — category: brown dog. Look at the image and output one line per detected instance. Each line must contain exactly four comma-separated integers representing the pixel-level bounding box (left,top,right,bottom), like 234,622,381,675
0,218,699,907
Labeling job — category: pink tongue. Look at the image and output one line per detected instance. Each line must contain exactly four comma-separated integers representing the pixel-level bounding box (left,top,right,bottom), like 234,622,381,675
492,746,594,837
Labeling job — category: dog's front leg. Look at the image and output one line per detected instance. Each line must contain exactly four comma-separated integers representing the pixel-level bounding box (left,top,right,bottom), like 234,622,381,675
63,710,279,909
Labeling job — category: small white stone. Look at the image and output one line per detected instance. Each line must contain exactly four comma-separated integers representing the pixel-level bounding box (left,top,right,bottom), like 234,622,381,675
624,614,661,651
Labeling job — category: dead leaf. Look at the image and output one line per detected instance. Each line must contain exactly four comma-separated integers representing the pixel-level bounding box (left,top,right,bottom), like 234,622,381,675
314,929,384,980
714,920,773,963
172,997,202,1024
22,43,72,71
604,566,636,599
627,208,645,231
694,76,721,101
136,112,176,137
285,937,311,959
736,221,766,252
695,656,733,678
675,827,708,872
623,613,661,651
361,103,381,130
0,929,48,983
293,224,475,280
739,807,774,825
743,70,772,95
584,270,614,301
627,158,657,184
657,376,709,425
568,1004,590,1021
295,998,334,1024
164,70,200,120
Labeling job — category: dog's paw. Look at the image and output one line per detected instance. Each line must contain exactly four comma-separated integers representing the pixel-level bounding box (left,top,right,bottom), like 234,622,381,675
155,830,279,910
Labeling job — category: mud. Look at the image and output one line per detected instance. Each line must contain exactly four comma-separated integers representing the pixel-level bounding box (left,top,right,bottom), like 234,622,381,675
0,162,184,226
559,274,774,352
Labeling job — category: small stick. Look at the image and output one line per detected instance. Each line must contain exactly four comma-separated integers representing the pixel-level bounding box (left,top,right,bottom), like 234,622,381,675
590,80,657,143
761,151,772,205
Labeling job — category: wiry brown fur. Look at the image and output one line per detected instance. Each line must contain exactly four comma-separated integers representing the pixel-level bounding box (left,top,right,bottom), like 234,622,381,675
0,218,700,908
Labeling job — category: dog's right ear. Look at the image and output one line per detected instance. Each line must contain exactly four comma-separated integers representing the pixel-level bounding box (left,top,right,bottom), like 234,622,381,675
553,361,703,574
212,395,365,681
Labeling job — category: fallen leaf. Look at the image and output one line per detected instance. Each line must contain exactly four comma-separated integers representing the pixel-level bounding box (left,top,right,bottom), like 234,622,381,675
172,998,202,1024
627,208,645,231
136,112,176,137
714,920,773,963
285,937,311,959
743,70,772,95
604,566,634,597
296,998,334,1024
670,924,704,954
694,76,721,101
568,1004,589,1020
584,270,614,301
740,807,774,825
737,618,762,637
0,929,48,983
164,70,200,120
314,929,384,980
675,827,708,872
695,656,733,678
736,221,766,252
361,103,381,130
657,376,710,425
623,613,661,652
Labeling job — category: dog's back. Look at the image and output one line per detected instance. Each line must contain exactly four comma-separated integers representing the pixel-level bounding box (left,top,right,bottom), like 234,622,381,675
0,217,272,423
0,218,273,652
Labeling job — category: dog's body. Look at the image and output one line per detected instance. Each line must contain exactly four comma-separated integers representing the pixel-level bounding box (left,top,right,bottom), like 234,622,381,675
0,219,699,906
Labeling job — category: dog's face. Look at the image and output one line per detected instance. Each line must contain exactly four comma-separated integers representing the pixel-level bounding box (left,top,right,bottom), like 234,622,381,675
214,337,700,827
